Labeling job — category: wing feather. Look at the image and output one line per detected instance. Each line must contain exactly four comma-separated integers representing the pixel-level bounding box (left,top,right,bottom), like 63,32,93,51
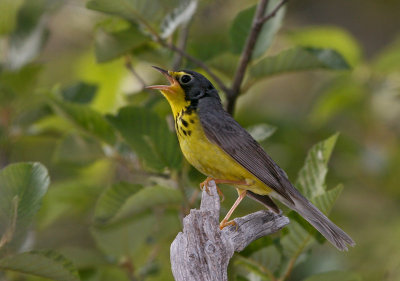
198,101,296,204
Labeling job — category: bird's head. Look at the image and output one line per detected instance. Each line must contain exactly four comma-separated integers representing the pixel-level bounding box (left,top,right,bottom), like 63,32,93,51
147,66,220,114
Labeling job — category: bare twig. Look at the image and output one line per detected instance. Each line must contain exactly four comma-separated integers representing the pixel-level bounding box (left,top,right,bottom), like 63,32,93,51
170,181,289,281
227,0,288,114
228,0,270,114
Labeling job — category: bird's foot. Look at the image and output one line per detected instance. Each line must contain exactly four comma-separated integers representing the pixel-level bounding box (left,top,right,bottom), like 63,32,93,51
199,177,213,195
219,219,237,230
199,177,225,202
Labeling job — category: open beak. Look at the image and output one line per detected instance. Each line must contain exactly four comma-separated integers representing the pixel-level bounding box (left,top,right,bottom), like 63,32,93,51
146,66,179,93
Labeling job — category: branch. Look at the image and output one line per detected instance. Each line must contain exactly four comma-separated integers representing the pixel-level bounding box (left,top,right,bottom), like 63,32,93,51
170,181,289,281
227,0,288,114
259,0,289,24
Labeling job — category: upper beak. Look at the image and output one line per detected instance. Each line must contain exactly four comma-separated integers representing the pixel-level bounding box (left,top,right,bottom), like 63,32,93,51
146,66,179,92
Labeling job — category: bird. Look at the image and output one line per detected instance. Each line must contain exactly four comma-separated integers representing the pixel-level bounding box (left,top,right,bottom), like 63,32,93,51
147,66,355,251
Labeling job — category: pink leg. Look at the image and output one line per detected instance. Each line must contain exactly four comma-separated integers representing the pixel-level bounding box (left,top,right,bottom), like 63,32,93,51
220,189,247,230
200,177,249,202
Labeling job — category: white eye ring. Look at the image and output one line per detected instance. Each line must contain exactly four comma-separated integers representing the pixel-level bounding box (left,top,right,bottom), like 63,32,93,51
180,75,192,84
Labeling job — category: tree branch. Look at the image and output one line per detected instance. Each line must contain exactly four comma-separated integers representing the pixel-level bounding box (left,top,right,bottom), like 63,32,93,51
227,0,288,114
259,0,289,24
170,181,289,281
228,0,270,114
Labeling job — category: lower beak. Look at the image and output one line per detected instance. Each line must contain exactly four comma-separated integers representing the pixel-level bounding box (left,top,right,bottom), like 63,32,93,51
146,66,179,92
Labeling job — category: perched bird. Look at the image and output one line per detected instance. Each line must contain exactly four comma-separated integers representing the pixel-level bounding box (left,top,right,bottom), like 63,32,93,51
147,67,355,251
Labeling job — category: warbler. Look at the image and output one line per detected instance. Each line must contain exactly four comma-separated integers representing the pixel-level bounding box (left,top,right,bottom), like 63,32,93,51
147,66,355,251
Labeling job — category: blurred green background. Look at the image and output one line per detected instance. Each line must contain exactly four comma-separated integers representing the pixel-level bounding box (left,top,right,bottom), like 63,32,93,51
0,0,400,280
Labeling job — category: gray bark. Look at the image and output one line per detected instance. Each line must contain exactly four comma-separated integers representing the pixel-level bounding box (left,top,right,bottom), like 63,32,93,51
170,180,289,281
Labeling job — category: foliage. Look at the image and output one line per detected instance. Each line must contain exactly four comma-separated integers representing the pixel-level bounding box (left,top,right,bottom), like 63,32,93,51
1,0,400,281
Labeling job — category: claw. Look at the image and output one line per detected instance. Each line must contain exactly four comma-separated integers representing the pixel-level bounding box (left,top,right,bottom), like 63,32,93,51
219,219,237,230
216,186,225,202
200,177,213,195
200,177,226,201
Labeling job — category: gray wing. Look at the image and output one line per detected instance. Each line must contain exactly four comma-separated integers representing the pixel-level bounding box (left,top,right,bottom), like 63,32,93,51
198,102,296,204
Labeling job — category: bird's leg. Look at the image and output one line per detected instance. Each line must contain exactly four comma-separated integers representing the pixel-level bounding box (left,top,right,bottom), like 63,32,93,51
200,178,249,202
219,189,247,230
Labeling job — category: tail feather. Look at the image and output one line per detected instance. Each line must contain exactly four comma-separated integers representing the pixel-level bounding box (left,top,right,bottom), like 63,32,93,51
272,191,355,251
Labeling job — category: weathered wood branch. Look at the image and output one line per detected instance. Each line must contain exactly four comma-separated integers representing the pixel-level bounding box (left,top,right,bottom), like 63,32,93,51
170,181,289,281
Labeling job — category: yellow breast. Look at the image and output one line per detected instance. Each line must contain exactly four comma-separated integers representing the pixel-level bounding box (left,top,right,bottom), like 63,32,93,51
174,108,271,195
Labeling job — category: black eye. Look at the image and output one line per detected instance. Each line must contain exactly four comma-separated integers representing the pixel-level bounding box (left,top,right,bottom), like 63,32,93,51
180,75,191,84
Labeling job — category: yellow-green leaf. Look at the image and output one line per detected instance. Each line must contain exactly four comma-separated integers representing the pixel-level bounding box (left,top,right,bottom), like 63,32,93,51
0,250,80,281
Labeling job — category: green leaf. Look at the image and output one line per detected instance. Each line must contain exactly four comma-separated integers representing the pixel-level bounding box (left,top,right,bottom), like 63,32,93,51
288,26,362,67
107,106,182,171
95,22,148,63
50,99,116,145
303,270,362,281
230,0,286,58
61,82,98,104
250,47,350,79
0,63,43,97
86,0,150,22
308,78,365,127
54,133,104,165
295,133,339,198
0,250,80,281
281,135,342,256
111,185,183,224
234,255,272,280
37,160,112,228
247,123,277,142
313,184,343,215
92,210,180,259
0,162,49,250
230,5,254,54
0,0,24,35
86,0,185,33
6,0,50,70
239,236,273,258
373,37,400,73
94,182,144,224
208,53,239,77
160,0,197,38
